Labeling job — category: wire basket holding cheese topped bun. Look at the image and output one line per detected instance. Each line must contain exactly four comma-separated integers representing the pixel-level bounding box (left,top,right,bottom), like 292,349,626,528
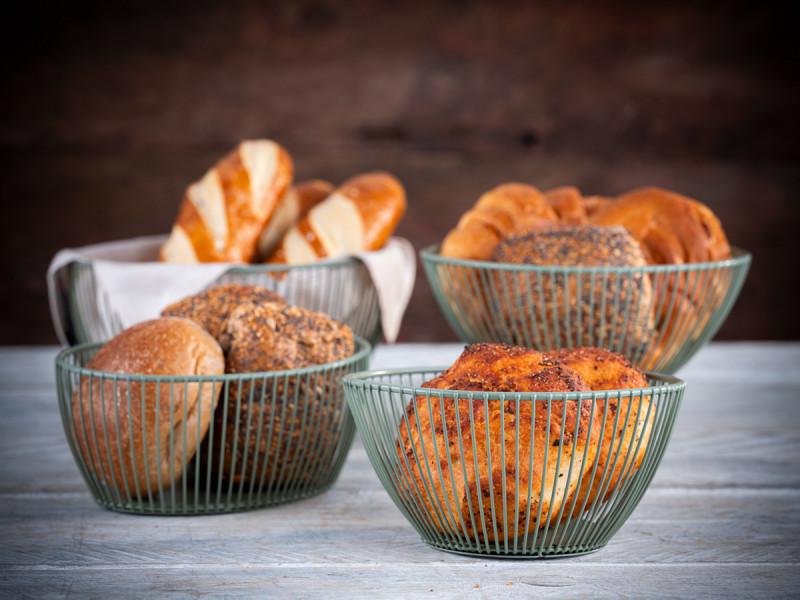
421,184,750,374
342,343,686,557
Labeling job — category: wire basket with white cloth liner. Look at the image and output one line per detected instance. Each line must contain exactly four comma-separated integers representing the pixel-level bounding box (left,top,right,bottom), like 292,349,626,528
47,234,415,346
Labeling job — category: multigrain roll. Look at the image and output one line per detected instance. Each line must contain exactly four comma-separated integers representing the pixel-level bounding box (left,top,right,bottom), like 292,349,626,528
161,283,285,340
208,302,355,486
490,225,655,352
397,343,599,542
545,346,653,515
72,318,225,498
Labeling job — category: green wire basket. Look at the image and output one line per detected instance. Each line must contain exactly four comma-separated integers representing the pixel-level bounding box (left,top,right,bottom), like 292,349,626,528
343,367,685,558
420,244,750,373
55,336,371,515
59,257,383,346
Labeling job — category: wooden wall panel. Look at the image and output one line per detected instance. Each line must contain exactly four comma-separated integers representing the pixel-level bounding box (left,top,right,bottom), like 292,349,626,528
1,0,797,344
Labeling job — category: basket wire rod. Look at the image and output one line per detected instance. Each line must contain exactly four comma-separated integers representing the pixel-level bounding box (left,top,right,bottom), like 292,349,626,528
512,396,522,554
398,390,444,541
254,376,280,497
237,374,259,504
101,374,123,505
266,374,291,495
492,268,517,347
522,271,544,350
79,373,107,502
287,370,320,497
245,373,269,507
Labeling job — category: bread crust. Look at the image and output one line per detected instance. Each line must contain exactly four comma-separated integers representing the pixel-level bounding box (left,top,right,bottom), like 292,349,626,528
72,317,224,498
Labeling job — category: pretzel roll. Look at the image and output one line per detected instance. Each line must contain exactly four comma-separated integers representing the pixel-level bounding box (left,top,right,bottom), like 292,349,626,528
440,183,560,260
267,172,406,264
589,186,731,264
256,179,333,260
159,140,294,263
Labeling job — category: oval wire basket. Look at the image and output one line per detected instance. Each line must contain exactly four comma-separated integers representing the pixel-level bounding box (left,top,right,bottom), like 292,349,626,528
62,257,383,346
420,244,751,373
343,367,685,558
56,336,371,515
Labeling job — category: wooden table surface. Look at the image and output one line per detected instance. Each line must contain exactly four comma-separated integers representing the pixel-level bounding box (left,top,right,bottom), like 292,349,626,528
1,342,799,599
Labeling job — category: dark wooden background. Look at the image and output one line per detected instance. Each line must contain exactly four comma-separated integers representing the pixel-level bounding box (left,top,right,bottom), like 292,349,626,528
2,0,797,345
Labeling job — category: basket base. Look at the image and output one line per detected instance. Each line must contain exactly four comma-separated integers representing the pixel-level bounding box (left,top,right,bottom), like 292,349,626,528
422,539,605,559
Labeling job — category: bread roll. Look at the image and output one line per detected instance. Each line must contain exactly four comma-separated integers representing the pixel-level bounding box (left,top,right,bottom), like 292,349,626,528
161,283,285,339
440,183,560,260
159,139,294,263
208,302,355,486
544,185,588,225
490,225,655,352
588,186,731,264
267,172,406,264
72,318,225,498
398,343,599,542
545,346,653,514
256,179,333,260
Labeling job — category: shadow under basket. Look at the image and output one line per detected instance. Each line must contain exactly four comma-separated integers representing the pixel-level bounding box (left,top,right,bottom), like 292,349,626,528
420,245,751,374
342,367,685,558
58,257,383,346
55,337,371,515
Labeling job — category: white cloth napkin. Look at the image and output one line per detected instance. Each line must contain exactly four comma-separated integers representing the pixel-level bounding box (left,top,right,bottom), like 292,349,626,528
46,235,416,345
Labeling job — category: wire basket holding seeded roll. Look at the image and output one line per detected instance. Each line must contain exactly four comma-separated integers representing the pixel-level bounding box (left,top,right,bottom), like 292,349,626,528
423,184,750,373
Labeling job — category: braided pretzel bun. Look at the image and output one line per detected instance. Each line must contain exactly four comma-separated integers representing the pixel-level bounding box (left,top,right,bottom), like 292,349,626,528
440,183,560,260
588,186,731,264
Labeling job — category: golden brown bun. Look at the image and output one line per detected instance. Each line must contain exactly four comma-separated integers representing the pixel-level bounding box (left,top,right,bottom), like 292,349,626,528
545,346,653,514
589,186,731,264
490,226,655,351
268,172,406,264
208,302,354,485
161,283,285,339
544,186,588,225
256,179,334,260
440,183,560,260
397,343,599,542
72,318,225,498
159,140,294,263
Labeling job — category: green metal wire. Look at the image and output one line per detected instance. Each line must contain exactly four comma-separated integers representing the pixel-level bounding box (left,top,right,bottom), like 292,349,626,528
55,337,371,515
342,368,685,558
420,244,751,373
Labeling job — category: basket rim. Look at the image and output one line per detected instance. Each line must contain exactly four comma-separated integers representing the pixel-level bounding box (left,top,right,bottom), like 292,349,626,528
56,334,372,381
419,243,751,272
342,366,684,401
68,253,366,272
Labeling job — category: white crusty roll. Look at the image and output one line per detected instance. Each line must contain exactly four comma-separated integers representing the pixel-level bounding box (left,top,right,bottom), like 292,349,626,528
159,139,294,263
256,179,333,260
267,171,406,264
71,317,225,498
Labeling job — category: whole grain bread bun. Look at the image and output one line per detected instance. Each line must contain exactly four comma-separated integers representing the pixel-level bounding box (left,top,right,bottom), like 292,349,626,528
72,317,225,498
161,283,285,339
208,302,355,486
490,225,655,352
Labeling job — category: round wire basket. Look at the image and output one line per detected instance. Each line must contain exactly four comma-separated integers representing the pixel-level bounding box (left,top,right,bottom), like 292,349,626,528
420,244,751,373
343,367,685,558
62,257,383,346
55,336,371,515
